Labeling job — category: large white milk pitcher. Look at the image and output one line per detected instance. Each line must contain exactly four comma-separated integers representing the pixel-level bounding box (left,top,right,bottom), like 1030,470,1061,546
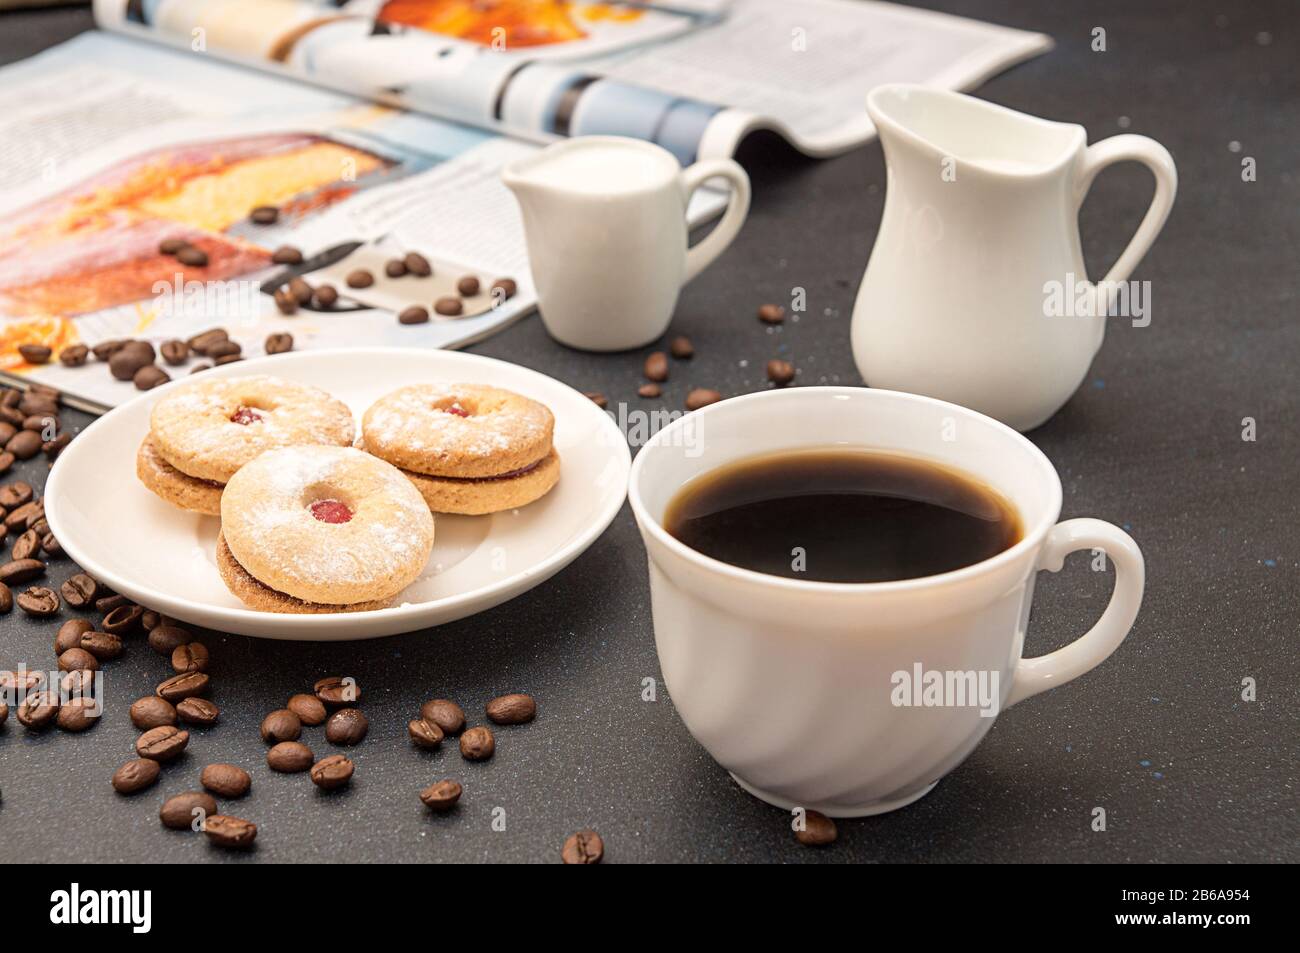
851,84,1176,431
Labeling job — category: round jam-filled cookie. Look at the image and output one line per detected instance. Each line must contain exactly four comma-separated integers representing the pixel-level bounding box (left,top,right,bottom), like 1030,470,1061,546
361,383,554,479
136,436,223,516
149,375,355,485
220,446,434,611
389,447,561,516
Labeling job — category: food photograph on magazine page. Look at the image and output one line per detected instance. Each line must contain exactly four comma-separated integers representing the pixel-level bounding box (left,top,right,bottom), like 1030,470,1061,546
0,0,1292,893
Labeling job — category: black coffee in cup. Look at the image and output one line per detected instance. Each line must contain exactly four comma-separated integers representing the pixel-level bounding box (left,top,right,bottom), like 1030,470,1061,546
664,448,1021,583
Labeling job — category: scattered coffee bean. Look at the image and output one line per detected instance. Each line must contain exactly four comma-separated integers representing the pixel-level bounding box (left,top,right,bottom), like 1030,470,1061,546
286,693,327,726
287,277,313,305
766,359,796,386
6,430,42,460
346,269,374,289
486,694,536,725
157,672,209,702
459,725,495,761
457,275,480,296
313,284,338,308
5,503,40,532
59,344,89,367
0,451,13,474
95,594,128,613
159,237,188,255
585,392,608,409
91,339,125,361
55,618,93,653
130,695,177,730
1,668,45,693
171,642,209,673
561,830,604,864
409,718,444,750
190,363,212,374
758,303,785,324
160,339,189,365
187,328,228,355
644,351,669,382
0,583,10,615
271,245,302,265
398,305,429,325
102,603,145,635
264,333,293,356
315,675,360,707
80,631,123,661
22,414,54,433
638,383,662,398
404,252,432,276
112,758,160,794
141,610,163,631
0,700,6,726
250,205,279,225
0,421,17,443
12,528,39,561
57,696,100,733
795,810,838,846
18,344,52,365
267,741,314,773
204,815,257,849
58,648,98,672
670,336,694,359
419,779,462,812
108,343,154,381
206,339,241,359
420,699,465,735
137,725,189,762
260,709,302,743
148,624,193,655
61,668,96,698
44,437,71,462
176,697,219,726
57,575,96,610
0,481,32,508
17,690,58,729
134,366,170,391
384,258,407,278
272,287,297,315
201,763,250,797
434,296,463,316
160,791,217,830
685,388,723,411
325,708,368,745
491,277,517,301
215,353,242,366
176,246,208,267
310,754,354,790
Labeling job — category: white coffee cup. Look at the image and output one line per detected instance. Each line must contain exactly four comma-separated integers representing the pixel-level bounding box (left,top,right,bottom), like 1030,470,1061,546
628,387,1144,817
502,136,750,351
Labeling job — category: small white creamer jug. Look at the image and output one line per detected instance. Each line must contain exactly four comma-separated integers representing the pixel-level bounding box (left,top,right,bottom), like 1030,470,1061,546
851,84,1176,431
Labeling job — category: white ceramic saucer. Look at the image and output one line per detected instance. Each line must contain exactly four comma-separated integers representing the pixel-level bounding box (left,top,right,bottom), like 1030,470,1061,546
44,347,630,640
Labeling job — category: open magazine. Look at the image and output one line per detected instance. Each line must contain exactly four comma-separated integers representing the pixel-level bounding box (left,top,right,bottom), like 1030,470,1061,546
0,1,1050,410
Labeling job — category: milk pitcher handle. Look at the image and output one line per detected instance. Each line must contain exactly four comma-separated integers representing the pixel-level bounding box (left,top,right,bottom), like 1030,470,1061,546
680,159,751,284
1075,135,1177,288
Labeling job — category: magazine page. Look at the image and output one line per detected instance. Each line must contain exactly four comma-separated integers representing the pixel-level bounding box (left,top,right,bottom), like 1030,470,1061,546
93,0,1050,164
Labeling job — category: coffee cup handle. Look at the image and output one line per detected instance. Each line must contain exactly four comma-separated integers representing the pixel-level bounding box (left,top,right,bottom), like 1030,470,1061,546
680,158,751,284
1004,518,1145,708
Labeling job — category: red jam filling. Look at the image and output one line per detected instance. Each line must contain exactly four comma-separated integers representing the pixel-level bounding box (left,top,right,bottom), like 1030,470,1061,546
309,499,353,524
444,401,471,417
230,406,264,425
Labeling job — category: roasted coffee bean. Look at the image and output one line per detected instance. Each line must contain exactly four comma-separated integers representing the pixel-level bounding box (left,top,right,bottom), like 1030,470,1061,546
137,725,189,762
214,354,242,367
1,668,45,693
61,573,99,608
191,363,212,374
260,709,301,743
486,693,536,725
0,583,10,615
266,741,314,773
384,258,407,278
160,791,217,830
159,237,188,255
638,383,662,399
103,603,145,635
419,779,462,812
176,697,219,726
420,699,465,735
0,452,13,475
58,648,98,672
273,287,298,315
201,763,250,797
408,718,444,750
309,754,354,790
56,618,94,653
95,594,128,613
0,420,15,444
644,351,669,382
264,333,293,355
403,252,432,276
59,344,89,367
314,675,360,707
171,642,209,673
13,529,41,560
130,695,177,730
30,516,50,536
206,339,241,358
270,245,302,265
18,344,52,365
685,388,723,411
60,668,96,698
43,438,72,463
398,305,429,325
108,346,153,382
757,303,786,324
92,339,126,361
141,610,163,631
187,328,228,354
287,277,313,305
313,284,338,308
346,269,374,289
148,623,193,655
22,413,56,433
434,296,463,316
157,672,209,702
491,277,517,301
57,696,100,733
204,815,257,849
561,830,604,864
325,708,368,745
457,275,480,296
112,758,160,794
250,205,279,225
160,339,189,365
459,725,495,761
286,693,326,726
670,335,694,359
5,503,40,532
585,392,608,409
0,480,32,508
5,430,41,460
17,585,58,618
766,359,796,385
17,690,58,729
176,246,208,267
80,631,123,661
795,810,838,846
134,366,170,391
0,406,22,427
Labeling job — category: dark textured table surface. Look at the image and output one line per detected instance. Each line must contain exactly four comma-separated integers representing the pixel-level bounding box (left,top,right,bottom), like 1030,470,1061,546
1,1,1296,864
